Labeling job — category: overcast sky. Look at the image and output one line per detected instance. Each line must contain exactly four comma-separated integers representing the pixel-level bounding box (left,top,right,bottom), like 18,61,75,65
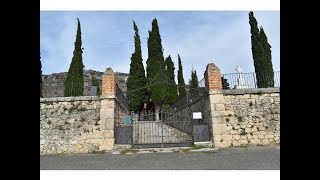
40,11,279,82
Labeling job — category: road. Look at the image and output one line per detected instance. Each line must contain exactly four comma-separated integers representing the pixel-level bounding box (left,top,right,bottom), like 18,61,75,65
40,145,280,170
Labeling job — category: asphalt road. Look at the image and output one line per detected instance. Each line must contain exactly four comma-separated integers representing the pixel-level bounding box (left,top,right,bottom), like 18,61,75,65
40,145,280,170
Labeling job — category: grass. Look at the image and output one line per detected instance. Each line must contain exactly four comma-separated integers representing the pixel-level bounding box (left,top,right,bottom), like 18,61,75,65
181,148,192,153
120,149,139,154
90,150,106,154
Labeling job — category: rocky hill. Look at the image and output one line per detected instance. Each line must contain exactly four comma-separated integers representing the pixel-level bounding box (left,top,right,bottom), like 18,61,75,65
42,70,128,98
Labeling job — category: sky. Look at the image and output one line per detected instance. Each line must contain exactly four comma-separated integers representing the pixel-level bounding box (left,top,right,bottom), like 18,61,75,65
40,11,280,83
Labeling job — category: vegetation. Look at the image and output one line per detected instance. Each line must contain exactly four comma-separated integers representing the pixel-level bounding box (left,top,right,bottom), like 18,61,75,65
249,11,274,88
177,54,186,99
126,21,148,111
64,18,84,97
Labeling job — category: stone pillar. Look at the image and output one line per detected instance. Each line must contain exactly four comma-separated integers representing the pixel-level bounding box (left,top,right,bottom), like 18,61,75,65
99,68,116,151
205,63,229,148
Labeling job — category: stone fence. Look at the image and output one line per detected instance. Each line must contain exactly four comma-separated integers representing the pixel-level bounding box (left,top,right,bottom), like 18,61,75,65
173,64,280,148
40,64,280,154
40,68,128,155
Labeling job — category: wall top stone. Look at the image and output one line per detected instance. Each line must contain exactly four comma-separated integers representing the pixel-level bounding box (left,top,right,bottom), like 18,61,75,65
209,88,280,95
104,68,114,76
205,63,221,72
40,96,100,103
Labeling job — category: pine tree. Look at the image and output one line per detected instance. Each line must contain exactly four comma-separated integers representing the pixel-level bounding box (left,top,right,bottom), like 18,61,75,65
249,11,274,88
189,69,199,100
164,55,178,105
146,18,167,106
40,54,43,97
127,21,147,111
64,18,84,97
177,54,186,99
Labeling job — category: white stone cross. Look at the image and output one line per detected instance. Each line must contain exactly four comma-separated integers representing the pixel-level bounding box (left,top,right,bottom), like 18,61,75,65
235,65,243,74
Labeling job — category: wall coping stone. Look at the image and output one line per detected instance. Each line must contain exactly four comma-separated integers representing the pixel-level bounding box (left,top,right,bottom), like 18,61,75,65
40,96,101,102
209,88,280,95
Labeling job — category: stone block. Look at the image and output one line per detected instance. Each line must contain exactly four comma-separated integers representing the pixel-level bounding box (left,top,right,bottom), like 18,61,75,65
240,139,248,144
212,124,227,135
215,104,225,111
262,139,270,145
211,110,225,117
222,134,232,141
210,94,225,104
233,135,241,140
230,130,238,135
240,135,247,140
251,139,261,144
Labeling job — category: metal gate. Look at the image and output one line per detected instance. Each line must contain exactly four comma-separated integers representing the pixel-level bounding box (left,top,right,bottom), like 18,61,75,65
132,111,194,148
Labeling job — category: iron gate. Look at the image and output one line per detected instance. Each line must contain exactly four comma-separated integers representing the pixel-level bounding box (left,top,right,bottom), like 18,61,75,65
132,111,194,148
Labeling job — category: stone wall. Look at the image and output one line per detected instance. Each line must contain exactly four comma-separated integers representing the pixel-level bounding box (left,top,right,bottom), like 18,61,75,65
40,68,129,155
209,88,280,148
40,96,111,154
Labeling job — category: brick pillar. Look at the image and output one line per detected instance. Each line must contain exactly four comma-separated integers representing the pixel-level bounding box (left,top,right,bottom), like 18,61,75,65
205,63,229,148
99,67,116,151
204,63,222,91
102,68,116,96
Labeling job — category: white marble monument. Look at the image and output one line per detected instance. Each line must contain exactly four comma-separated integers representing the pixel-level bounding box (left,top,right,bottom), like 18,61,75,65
234,66,250,89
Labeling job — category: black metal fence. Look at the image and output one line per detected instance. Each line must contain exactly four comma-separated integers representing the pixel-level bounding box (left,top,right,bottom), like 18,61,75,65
116,84,129,110
221,71,280,89
132,111,193,147
170,78,208,111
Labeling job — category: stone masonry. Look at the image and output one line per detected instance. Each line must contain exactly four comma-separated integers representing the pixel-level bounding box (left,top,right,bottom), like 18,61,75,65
205,63,280,148
40,68,129,155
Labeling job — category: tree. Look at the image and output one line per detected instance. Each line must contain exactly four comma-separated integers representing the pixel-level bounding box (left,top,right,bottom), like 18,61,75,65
221,76,230,89
177,54,186,99
249,11,274,88
126,21,147,111
64,18,84,97
164,55,178,105
146,18,167,107
189,69,199,100
259,27,274,87
40,54,43,97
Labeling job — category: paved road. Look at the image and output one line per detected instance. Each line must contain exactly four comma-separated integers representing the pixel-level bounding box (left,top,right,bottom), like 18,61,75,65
40,145,280,170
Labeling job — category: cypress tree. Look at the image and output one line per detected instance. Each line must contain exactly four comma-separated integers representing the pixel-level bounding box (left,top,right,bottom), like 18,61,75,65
189,69,199,100
249,11,274,88
127,21,147,111
221,76,230,89
64,18,84,97
164,55,178,105
146,18,167,106
40,54,43,97
259,27,274,87
177,54,186,99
